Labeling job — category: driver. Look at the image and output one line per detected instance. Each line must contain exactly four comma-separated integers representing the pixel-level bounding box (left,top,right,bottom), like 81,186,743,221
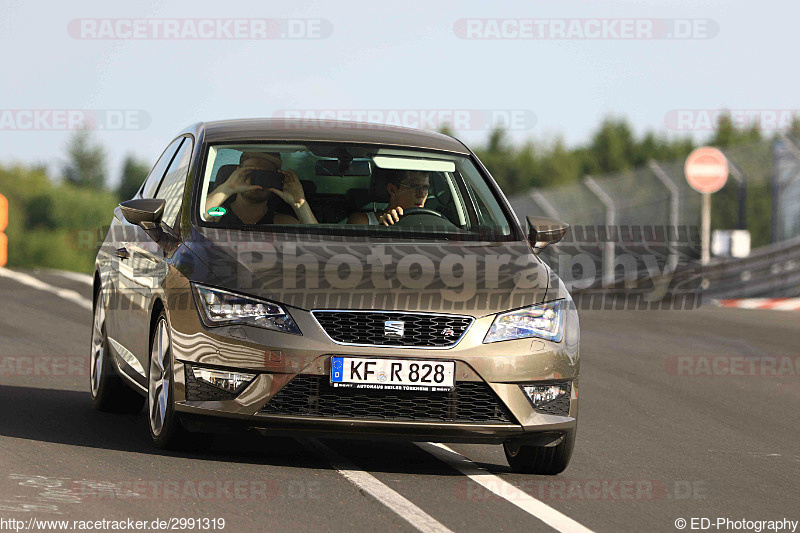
347,170,431,225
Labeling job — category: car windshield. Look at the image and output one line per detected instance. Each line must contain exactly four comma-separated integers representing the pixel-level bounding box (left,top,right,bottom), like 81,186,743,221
197,142,515,240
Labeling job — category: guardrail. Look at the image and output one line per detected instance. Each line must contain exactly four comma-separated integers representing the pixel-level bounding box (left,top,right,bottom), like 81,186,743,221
541,232,800,303
701,235,800,299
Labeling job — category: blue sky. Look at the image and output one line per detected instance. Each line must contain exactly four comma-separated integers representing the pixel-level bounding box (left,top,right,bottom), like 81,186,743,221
0,0,797,187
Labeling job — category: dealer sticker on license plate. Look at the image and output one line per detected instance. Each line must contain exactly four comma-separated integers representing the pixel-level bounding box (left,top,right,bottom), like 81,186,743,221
330,356,455,391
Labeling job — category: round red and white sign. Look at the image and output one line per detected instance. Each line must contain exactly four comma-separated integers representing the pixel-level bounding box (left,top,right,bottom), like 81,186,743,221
684,147,729,194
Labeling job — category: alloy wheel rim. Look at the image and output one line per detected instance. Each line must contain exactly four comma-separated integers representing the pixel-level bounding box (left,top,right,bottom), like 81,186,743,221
89,295,105,397
148,319,170,436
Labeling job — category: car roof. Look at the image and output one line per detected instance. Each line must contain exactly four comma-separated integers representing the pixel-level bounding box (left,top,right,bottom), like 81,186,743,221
183,118,471,155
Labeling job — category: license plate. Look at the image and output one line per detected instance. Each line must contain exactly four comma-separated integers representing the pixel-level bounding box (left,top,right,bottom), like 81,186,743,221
330,356,455,391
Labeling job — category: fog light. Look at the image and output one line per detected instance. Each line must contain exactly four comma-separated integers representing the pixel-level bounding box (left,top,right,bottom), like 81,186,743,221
521,383,570,407
193,367,256,394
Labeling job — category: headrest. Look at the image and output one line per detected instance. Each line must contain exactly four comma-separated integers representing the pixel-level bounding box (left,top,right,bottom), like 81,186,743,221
369,168,391,203
346,188,371,210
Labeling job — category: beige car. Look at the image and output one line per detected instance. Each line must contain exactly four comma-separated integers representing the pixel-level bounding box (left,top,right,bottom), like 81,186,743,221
90,119,580,474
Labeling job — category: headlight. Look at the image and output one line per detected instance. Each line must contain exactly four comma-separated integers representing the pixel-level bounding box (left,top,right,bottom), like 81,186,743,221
191,284,301,335
484,300,565,343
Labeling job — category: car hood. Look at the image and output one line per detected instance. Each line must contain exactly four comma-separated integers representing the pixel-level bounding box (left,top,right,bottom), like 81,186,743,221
186,227,554,316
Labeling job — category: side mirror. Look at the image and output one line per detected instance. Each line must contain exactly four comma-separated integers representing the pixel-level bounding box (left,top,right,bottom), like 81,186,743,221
526,216,569,253
120,198,165,238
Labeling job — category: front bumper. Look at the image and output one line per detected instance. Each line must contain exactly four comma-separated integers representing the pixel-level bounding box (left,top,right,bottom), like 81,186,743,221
167,294,580,445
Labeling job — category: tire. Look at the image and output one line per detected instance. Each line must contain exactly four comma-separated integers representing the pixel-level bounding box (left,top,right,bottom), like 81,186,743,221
90,286,145,414
503,429,576,475
147,311,213,451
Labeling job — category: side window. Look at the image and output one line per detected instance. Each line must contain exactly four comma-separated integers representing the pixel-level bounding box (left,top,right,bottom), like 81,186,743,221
155,137,193,229
140,137,184,199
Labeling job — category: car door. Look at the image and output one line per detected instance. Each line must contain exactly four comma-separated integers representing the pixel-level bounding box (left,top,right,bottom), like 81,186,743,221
121,136,194,367
107,136,185,384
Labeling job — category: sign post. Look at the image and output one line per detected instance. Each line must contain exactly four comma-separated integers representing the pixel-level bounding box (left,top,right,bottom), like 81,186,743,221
684,147,729,264
0,193,7,267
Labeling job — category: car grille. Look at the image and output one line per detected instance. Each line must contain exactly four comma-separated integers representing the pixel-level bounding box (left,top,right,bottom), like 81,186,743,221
311,311,473,348
184,366,238,401
260,375,516,424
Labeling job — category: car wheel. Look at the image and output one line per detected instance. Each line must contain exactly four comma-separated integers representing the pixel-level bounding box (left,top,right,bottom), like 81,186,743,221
503,429,576,475
90,287,144,413
147,311,213,450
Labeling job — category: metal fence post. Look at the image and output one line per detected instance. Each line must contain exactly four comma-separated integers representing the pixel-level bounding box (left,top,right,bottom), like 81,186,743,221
584,176,616,287
529,190,561,219
649,161,680,274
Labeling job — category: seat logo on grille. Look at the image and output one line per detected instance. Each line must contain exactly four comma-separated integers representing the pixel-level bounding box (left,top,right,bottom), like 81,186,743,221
384,320,405,337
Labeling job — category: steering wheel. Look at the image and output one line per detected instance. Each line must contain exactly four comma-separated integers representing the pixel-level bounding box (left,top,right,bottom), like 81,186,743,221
401,207,445,219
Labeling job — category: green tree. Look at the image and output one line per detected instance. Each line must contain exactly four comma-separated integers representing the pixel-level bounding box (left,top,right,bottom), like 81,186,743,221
475,127,519,193
790,116,800,140
117,154,151,200
539,138,580,186
62,129,106,188
588,118,636,174
710,113,762,147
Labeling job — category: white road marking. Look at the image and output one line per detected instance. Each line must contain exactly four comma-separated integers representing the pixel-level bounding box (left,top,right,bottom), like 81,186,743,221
0,268,92,310
36,269,93,286
417,442,595,533
301,438,454,533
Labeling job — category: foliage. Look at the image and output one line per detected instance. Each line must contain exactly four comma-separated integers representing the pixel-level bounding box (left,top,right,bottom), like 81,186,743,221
62,129,107,189
117,154,151,201
0,164,118,272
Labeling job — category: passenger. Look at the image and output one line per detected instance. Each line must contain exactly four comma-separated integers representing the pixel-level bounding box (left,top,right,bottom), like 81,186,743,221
347,170,431,225
206,152,318,224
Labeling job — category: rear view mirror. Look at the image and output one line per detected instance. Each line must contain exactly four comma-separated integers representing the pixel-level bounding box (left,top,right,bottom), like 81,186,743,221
120,198,165,238
315,159,372,176
526,216,569,253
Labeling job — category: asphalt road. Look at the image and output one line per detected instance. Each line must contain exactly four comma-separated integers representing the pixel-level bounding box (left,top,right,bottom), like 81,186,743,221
0,268,798,533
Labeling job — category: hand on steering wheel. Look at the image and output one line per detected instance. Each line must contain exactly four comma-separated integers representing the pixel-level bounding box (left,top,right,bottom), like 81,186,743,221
378,206,445,225
378,206,404,225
